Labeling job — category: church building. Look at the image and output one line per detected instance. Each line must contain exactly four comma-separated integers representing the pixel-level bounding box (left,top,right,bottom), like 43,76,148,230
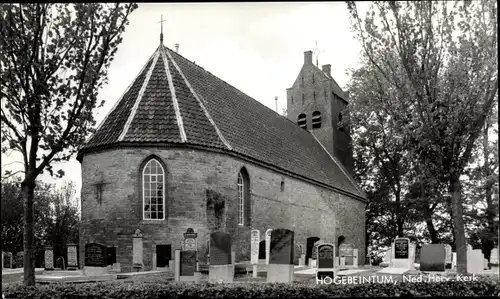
77,37,366,272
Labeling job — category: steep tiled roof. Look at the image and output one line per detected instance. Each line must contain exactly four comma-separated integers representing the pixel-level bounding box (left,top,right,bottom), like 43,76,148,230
80,44,365,200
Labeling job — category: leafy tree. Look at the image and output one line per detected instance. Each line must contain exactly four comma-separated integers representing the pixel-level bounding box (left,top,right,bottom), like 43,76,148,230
0,3,137,285
346,0,497,274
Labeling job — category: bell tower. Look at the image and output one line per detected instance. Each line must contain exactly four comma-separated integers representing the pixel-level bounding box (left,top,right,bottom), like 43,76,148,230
286,51,353,174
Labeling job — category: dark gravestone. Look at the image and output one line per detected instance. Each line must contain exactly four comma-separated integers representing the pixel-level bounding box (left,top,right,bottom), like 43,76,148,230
420,244,445,272
209,232,231,265
85,243,107,267
318,244,335,269
339,243,354,265
107,247,116,266
306,237,320,264
258,241,266,259
270,229,294,264
180,250,197,276
157,245,171,267
394,239,409,259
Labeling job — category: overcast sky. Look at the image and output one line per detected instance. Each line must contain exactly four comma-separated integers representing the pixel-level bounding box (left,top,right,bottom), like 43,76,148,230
2,2,371,197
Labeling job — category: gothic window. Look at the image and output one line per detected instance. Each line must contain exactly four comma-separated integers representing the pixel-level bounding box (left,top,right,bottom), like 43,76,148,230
237,168,251,226
297,113,307,129
312,111,321,129
143,158,165,220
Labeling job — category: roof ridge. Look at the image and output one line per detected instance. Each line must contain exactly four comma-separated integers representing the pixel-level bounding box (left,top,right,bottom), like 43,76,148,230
161,47,187,143
310,134,366,197
118,50,160,141
164,47,233,151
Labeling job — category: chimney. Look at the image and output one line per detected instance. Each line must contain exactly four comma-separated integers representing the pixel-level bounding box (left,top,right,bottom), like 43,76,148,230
175,43,179,53
304,51,313,65
322,64,331,76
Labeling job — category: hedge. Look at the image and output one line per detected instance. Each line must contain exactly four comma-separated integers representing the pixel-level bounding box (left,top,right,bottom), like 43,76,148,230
2,277,499,298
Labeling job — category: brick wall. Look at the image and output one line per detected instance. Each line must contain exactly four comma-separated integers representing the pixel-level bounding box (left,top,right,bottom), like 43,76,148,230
79,147,365,271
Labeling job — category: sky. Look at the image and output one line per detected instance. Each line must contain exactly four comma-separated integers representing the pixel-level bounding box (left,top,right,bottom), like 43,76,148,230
1,2,371,198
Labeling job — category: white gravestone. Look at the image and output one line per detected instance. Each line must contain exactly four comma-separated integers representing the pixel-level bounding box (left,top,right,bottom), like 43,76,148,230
44,247,54,270
452,252,457,270
67,244,78,269
466,247,483,274
378,238,413,275
490,248,498,265
250,230,260,278
444,244,452,265
265,229,272,265
132,229,144,269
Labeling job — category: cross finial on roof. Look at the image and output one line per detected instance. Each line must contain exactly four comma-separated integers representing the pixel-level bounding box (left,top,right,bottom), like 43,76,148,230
159,14,166,44
313,41,322,67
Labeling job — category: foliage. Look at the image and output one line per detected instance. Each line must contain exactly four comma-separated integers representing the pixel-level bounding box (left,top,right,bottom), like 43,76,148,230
1,177,80,267
0,3,137,285
346,0,498,273
2,278,500,298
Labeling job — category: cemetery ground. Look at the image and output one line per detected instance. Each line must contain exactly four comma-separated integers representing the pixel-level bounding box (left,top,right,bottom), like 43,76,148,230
2,264,499,298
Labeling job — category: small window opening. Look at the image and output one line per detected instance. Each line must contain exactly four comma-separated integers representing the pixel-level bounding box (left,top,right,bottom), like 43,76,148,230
302,94,305,105
312,111,321,129
280,177,285,192
297,113,307,129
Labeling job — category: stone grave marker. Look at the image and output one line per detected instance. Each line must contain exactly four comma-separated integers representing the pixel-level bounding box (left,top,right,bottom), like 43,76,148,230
293,243,301,265
44,247,54,270
209,231,234,282
452,252,457,270
3,252,13,269
175,249,201,283
378,237,413,275
420,244,445,272
316,243,336,281
444,244,452,268
490,248,498,266
265,229,272,265
56,256,66,270
183,228,198,251
267,228,294,283
250,230,260,278
132,229,143,270
467,247,484,274
339,243,358,269
84,242,108,276
67,244,78,270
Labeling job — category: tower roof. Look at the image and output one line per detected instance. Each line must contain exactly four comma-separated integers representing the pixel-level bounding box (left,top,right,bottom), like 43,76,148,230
78,45,365,200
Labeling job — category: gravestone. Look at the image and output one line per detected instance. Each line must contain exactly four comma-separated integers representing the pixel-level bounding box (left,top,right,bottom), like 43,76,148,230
44,247,54,270
467,247,484,274
56,256,66,270
156,245,171,267
209,231,234,282
316,243,336,281
250,230,260,278
174,249,201,283
378,237,413,275
265,229,272,265
490,248,498,266
107,247,117,265
3,252,13,269
183,228,198,251
132,229,143,270
67,244,78,270
267,228,294,283
84,242,108,276
420,244,445,272
452,252,457,270
444,244,452,268
339,243,358,268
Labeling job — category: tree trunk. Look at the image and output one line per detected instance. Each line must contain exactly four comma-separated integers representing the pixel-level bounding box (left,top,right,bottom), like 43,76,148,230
425,216,439,244
22,176,36,286
450,173,467,274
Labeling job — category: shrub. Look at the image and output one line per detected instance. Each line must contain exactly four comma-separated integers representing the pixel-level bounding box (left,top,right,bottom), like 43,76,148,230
2,277,499,298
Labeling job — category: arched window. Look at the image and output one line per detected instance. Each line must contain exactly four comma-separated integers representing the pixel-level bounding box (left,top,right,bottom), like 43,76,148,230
312,111,321,129
237,168,250,226
297,113,307,129
142,158,165,220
